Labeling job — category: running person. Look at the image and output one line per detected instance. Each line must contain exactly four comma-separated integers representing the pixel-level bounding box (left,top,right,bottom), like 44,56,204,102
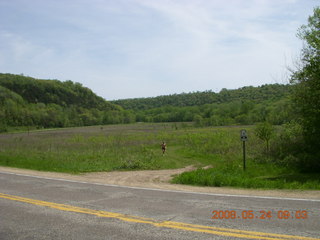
161,141,167,155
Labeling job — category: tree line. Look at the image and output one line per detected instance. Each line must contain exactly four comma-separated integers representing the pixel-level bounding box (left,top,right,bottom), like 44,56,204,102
112,84,293,126
0,73,134,130
112,84,291,110
0,73,293,132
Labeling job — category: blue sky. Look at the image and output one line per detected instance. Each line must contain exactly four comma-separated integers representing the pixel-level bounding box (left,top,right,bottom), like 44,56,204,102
0,0,317,100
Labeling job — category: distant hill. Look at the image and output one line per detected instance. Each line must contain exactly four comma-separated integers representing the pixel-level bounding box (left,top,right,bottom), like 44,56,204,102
111,83,293,126
0,73,118,111
112,84,292,110
0,73,126,131
0,73,294,131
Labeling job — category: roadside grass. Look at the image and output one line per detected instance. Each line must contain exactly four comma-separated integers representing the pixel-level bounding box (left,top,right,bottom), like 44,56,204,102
171,159,320,190
0,123,319,190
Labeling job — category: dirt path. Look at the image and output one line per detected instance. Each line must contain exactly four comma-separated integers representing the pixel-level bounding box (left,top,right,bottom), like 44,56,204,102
0,166,319,200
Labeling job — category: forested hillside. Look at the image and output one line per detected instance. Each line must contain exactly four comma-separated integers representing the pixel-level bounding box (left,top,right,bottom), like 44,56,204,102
0,73,129,131
112,84,293,126
112,84,291,110
0,74,116,110
0,73,293,131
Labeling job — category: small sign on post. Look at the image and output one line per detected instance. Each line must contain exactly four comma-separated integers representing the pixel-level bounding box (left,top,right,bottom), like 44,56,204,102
240,129,248,141
240,130,247,171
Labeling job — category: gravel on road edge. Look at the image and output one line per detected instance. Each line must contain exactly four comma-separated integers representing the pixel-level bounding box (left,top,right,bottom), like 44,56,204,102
0,166,319,200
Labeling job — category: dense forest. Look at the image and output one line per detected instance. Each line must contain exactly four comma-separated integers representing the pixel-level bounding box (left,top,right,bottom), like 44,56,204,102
0,73,134,130
112,84,294,126
112,84,291,110
0,73,294,132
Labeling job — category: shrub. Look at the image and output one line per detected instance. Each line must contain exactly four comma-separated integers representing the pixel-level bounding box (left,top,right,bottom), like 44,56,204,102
254,122,274,152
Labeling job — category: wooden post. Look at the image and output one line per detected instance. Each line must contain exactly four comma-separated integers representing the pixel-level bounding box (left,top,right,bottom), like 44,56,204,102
243,141,246,171
240,129,247,171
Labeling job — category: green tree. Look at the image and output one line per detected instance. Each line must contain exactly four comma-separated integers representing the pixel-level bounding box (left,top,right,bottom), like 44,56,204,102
193,114,204,127
290,7,320,170
255,122,274,152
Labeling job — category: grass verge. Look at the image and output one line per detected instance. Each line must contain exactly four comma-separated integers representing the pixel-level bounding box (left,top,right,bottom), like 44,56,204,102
171,162,320,190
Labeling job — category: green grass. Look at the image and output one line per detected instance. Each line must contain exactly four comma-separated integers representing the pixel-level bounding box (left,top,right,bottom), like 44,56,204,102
0,123,319,190
0,123,204,173
171,161,320,190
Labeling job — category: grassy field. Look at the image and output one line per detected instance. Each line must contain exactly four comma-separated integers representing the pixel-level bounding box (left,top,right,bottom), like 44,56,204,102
0,123,319,190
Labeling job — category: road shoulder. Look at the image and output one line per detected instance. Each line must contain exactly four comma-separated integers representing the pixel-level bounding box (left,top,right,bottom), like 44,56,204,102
0,166,319,200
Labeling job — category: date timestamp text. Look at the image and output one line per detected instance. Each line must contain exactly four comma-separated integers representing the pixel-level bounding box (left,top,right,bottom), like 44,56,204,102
211,210,308,220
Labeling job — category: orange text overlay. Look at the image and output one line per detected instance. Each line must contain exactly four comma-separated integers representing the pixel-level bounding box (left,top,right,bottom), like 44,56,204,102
212,210,308,220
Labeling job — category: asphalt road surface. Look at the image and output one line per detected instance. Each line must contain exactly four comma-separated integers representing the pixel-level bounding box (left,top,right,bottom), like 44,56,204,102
0,171,319,240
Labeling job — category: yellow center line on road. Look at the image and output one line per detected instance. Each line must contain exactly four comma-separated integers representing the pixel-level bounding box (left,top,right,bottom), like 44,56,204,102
0,193,318,240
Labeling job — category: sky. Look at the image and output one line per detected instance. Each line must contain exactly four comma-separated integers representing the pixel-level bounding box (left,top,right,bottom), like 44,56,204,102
0,0,318,100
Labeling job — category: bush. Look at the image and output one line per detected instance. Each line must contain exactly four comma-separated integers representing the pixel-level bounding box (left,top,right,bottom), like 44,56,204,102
254,122,274,152
269,122,320,172
0,123,8,133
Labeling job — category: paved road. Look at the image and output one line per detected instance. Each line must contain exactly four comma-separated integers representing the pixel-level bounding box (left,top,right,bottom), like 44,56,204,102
0,171,319,240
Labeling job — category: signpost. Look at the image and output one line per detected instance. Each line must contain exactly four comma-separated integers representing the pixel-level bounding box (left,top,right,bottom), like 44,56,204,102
240,130,248,171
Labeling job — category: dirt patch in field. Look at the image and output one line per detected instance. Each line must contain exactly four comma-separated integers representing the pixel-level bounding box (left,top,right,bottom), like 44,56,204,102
0,166,319,200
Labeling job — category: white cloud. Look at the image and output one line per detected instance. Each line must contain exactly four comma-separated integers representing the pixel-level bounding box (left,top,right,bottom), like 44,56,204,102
0,0,316,99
